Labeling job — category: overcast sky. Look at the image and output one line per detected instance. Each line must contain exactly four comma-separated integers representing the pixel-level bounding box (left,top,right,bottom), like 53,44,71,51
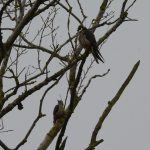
0,0,150,150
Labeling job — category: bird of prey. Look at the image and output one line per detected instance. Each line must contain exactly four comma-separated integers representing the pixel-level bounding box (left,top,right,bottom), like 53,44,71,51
53,100,65,124
77,25,104,63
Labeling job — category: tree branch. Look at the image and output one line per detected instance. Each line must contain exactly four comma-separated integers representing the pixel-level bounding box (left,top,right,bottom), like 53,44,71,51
0,139,10,150
85,60,140,150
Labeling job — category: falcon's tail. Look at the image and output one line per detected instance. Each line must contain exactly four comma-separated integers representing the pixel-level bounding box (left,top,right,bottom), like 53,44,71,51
92,46,104,63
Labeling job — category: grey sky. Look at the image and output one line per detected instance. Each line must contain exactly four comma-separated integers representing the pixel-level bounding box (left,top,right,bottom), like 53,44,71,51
0,0,149,150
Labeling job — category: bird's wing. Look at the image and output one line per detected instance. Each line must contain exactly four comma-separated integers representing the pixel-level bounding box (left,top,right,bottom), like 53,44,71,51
84,29,97,45
84,29,104,63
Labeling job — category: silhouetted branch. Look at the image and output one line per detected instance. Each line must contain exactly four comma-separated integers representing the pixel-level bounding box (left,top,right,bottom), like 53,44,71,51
80,69,110,98
85,60,140,150
55,54,88,150
0,139,10,150
15,75,63,149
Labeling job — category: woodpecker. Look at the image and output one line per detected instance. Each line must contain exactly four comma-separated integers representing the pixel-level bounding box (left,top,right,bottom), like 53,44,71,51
77,25,104,63
53,100,65,124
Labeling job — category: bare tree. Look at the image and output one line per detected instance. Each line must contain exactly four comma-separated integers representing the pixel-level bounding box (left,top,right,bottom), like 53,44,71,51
0,0,139,150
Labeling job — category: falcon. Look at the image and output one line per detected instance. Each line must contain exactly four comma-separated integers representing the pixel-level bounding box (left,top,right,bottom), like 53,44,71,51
78,25,104,63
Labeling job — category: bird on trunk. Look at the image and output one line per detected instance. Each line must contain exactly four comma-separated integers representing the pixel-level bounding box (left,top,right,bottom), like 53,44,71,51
53,100,65,124
77,25,104,63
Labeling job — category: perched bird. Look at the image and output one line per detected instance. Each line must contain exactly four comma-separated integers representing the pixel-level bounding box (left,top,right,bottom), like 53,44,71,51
53,100,65,124
77,25,104,63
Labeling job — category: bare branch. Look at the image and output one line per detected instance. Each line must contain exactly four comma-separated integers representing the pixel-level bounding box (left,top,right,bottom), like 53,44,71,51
0,0,139,149
15,75,63,149
55,54,88,150
77,0,87,19
0,52,89,118
92,0,109,29
85,60,140,150
80,69,110,98
0,139,10,150
58,2,83,25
